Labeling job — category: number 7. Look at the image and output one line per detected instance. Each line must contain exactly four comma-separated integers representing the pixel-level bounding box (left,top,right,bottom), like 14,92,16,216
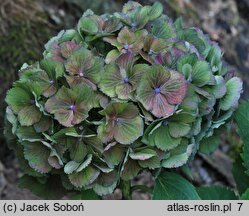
238,203,243,211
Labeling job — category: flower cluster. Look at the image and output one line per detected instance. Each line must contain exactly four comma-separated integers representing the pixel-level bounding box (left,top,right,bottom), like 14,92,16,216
5,1,242,196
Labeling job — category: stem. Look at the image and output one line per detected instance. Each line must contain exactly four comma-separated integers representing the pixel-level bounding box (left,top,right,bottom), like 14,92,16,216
131,185,153,194
120,180,132,200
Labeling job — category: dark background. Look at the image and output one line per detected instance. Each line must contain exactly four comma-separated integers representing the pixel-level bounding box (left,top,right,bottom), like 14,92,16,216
0,0,248,199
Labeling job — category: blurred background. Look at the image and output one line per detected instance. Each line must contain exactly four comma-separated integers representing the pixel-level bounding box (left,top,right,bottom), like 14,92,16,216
0,0,248,199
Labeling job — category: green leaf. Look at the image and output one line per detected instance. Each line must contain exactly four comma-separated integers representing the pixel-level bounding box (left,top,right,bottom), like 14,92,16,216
105,49,120,64
99,64,122,98
168,122,191,138
102,17,122,34
144,35,167,54
93,163,113,173
199,136,220,155
103,143,125,168
99,102,144,144
78,17,99,34
118,27,136,45
162,144,194,168
12,144,44,178
40,58,64,79
199,96,216,116
6,82,42,126
182,63,192,80
177,54,198,71
76,154,93,172
234,101,249,175
151,17,175,40
72,189,100,200
48,151,63,169
138,156,161,169
178,84,200,114
192,61,212,87
6,107,18,134
121,159,141,181
19,175,67,199
96,170,117,188
129,149,156,160
18,105,42,126
197,186,238,200
174,17,183,31
179,29,206,54
141,119,161,144
137,65,187,118
220,77,242,111
122,1,141,13
5,84,31,113
22,141,52,174
232,156,249,195
60,174,74,190
16,126,42,141
68,165,100,188
29,69,57,98
67,138,88,163
241,189,249,200
45,86,93,127
148,2,163,20
52,127,77,139
93,179,118,196
34,116,51,133
100,57,146,100
148,125,181,151
205,76,227,99
64,161,81,174
65,47,103,89
153,172,200,200
130,7,150,29
181,165,193,180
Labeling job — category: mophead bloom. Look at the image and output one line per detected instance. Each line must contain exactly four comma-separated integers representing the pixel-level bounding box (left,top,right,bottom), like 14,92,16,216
5,1,242,197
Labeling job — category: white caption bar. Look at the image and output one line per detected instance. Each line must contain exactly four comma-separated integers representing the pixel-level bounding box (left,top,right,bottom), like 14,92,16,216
0,200,248,216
